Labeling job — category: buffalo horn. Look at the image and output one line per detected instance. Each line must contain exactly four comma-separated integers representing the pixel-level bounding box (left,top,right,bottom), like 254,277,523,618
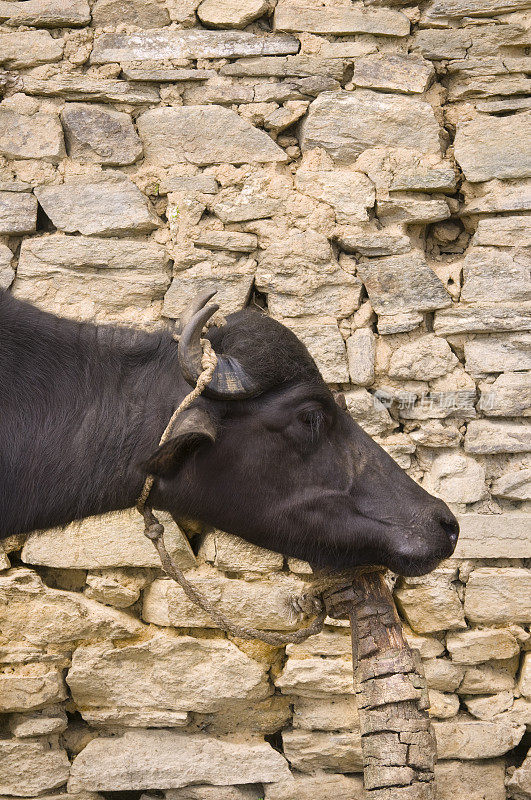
178,293,260,399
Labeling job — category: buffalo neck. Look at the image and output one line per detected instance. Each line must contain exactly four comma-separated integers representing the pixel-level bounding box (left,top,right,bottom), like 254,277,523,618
0,291,187,538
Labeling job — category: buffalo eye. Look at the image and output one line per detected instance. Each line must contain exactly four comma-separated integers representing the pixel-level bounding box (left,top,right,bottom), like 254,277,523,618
297,408,326,441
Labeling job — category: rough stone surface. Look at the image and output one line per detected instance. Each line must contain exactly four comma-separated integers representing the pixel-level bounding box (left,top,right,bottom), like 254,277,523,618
0,568,141,647
464,420,531,454
92,0,170,27
35,180,159,237
464,568,531,624
138,106,287,166
435,759,507,800
0,30,63,67
281,729,363,773
347,328,375,385
143,571,304,631
274,4,410,36
453,512,531,558
264,773,364,800
91,31,299,63
0,738,71,796
0,110,64,162
0,191,37,235
433,718,525,759
61,104,143,166
389,335,457,381
66,632,269,723
300,91,441,162
68,729,290,791
0,663,68,713
454,114,531,182
13,234,169,325
356,252,451,315
22,509,196,569
464,334,531,376
198,0,268,28
353,54,434,94
446,628,520,663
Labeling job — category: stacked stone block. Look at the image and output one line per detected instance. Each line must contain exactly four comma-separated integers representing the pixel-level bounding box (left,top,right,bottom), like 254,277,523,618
0,0,529,797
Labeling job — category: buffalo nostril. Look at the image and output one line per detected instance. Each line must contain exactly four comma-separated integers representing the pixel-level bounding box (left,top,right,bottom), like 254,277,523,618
440,515,459,548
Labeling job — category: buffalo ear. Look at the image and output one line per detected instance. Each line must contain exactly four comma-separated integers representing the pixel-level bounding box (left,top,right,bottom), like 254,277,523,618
143,407,217,478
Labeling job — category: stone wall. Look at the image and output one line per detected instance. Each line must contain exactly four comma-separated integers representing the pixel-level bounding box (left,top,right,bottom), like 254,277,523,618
0,0,530,798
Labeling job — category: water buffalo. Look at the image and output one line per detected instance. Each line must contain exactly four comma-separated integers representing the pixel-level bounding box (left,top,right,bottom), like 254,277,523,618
0,288,458,576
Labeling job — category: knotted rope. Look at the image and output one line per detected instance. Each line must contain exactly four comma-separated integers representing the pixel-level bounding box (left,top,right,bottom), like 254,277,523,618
137,330,383,645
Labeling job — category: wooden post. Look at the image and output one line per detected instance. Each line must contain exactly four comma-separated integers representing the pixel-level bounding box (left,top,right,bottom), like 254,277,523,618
322,571,437,800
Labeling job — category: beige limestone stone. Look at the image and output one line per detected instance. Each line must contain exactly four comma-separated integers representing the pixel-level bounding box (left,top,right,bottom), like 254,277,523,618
354,146,456,193
194,230,258,253
301,91,441,162
453,512,531,558
518,652,531,699
423,658,465,692
274,3,410,36
460,659,518,695
0,568,141,648
429,0,531,15
92,31,299,63
13,233,169,325
138,106,287,167
464,420,531,454
92,0,170,27
61,104,142,166
465,334,531,376
0,30,63,68
344,388,396,437
0,662,67,713
353,54,434,94
143,571,303,631
455,114,531,182
507,751,531,800
295,167,375,222
435,759,507,800
199,531,284,573
8,707,68,738
479,372,531,417
0,738,70,796
281,729,362,773
425,452,486,504
20,75,159,104
35,181,159,237
287,629,352,658
276,655,354,697
281,318,349,383
447,628,520,664
0,110,64,163
404,627,445,659
198,694,291,737
0,192,37,235
473,214,531,247
337,227,411,257
66,632,269,723
68,729,290,791
376,192,450,224
357,252,451,315
492,469,531,501
264,773,364,800
198,0,268,28
434,305,531,336
389,335,457,381
0,0,89,26
22,509,195,569
163,264,255,320
428,688,460,719
84,568,149,608
347,328,375,386
461,247,530,304
167,788,262,800
433,716,525,759
256,230,363,320
464,691,515,720
465,567,531,624
394,581,466,634
293,695,360,730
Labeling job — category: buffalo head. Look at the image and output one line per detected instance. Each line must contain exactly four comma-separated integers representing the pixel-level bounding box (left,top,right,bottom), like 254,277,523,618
144,292,458,577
